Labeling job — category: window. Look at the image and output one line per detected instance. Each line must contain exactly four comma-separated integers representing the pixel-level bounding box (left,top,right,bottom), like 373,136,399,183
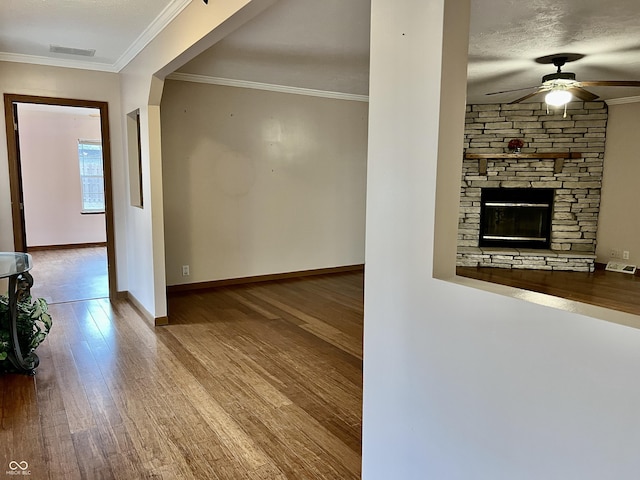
78,140,105,213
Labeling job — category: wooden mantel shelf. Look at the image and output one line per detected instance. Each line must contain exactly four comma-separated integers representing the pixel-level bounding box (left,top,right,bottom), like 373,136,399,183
464,152,582,159
464,152,582,175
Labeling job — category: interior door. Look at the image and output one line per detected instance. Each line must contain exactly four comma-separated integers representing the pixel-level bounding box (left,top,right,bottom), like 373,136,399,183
3,93,118,300
4,98,27,252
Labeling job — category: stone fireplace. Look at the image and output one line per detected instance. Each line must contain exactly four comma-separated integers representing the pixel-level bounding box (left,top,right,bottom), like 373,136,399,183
457,101,607,272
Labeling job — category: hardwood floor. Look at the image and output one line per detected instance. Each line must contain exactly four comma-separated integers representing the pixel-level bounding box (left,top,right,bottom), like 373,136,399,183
457,266,640,316
0,272,363,479
28,247,109,304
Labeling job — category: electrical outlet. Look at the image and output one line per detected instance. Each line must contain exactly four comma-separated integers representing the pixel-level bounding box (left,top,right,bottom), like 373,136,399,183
623,251,630,260
182,265,190,276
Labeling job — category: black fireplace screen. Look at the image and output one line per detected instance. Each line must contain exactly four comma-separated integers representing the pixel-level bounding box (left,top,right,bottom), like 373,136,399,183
479,188,554,249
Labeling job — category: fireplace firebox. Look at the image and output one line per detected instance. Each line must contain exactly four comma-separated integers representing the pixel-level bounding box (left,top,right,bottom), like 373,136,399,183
479,188,554,249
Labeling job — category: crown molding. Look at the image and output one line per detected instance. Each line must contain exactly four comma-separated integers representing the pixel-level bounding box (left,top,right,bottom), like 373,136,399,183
166,72,370,102
114,0,192,72
0,0,191,74
606,96,640,105
0,52,117,72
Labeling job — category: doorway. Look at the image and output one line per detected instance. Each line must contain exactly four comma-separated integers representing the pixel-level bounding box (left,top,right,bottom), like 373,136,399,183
3,94,117,301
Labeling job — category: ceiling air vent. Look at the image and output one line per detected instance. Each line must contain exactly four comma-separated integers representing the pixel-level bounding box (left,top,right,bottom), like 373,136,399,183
50,45,96,57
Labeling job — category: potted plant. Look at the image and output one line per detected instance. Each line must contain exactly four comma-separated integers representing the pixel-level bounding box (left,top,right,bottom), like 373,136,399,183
508,138,524,153
0,295,52,373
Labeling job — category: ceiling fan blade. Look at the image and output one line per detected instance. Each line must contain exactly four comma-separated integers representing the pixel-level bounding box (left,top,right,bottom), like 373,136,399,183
578,80,640,87
509,89,543,104
486,85,539,96
568,87,599,101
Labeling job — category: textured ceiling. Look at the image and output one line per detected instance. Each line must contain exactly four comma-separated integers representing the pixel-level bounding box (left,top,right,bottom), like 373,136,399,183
179,0,640,103
0,0,184,69
467,0,640,103
2,0,640,103
177,0,371,96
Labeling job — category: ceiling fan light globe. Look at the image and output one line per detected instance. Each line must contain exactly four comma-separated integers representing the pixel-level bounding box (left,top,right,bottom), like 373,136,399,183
545,89,572,106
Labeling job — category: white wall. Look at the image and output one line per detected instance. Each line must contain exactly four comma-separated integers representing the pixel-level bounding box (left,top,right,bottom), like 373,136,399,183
0,62,127,289
363,1,640,479
17,106,106,247
160,80,367,285
596,101,640,265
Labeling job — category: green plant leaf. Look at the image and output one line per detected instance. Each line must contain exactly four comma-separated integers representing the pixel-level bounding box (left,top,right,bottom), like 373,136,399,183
30,332,45,348
0,296,52,363
32,301,42,318
42,313,52,330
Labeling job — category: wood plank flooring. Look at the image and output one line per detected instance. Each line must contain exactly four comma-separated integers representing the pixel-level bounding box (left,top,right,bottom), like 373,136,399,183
28,247,109,304
457,266,640,316
0,272,363,479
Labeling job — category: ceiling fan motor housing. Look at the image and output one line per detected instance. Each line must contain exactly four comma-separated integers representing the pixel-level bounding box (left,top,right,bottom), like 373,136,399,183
542,71,576,83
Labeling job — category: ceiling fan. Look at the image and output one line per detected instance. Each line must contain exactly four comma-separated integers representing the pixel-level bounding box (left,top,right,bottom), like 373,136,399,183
486,53,640,105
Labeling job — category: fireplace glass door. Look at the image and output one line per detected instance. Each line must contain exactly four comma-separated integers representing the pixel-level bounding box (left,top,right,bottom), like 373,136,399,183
479,188,554,249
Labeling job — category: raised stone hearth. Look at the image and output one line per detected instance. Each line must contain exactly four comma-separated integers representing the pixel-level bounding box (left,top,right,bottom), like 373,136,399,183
457,101,607,272
457,247,597,272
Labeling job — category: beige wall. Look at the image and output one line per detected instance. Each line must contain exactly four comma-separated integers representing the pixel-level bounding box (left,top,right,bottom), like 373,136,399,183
0,62,127,288
596,101,640,265
160,81,367,285
119,0,277,317
17,106,106,247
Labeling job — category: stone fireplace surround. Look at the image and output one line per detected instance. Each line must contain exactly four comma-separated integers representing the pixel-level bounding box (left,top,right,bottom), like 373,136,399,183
457,101,607,272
